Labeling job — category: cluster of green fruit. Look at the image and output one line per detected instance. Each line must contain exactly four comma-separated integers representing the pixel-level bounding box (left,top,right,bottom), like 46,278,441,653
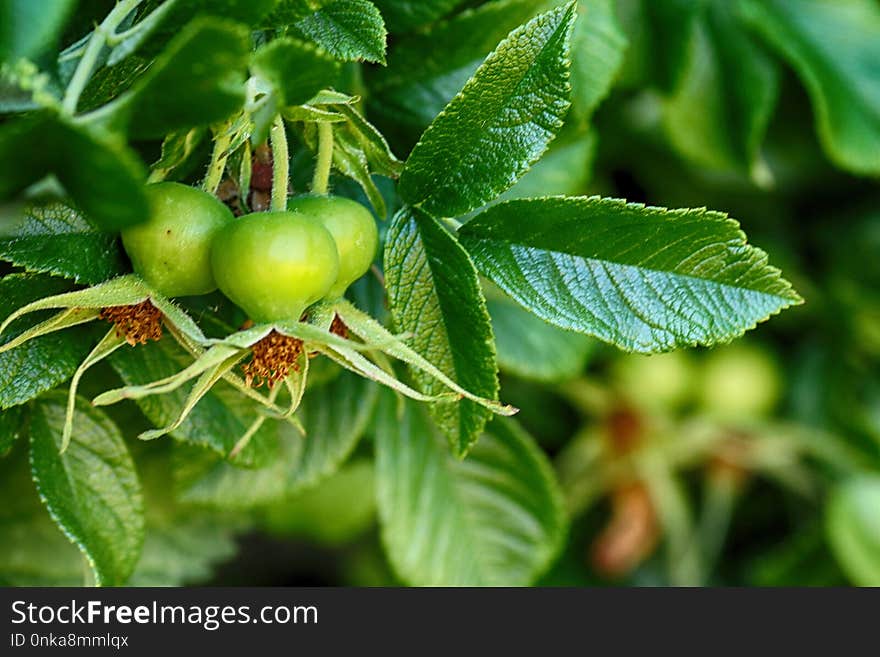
122,182,378,322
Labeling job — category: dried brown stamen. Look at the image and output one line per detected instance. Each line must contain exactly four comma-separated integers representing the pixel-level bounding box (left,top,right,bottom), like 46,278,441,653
99,300,163,346
243,330,303,388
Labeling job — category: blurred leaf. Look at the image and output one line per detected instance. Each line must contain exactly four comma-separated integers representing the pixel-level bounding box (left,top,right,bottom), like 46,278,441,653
30,393,144,586
459,197,802,352
740,0,880,176
104,17,251,139
385,207,498,456
375,395,567,586
0,201,127,284
665,1,779,174
642,0,703,92
370,0,551,130
371,0,469,32
0,0,76,64
0,274,96,409
261,460,376,545
128,520,238,586
0,115,150,231
398,3,577,217
488,293,593,383
0,447,83,585
253,37,340,108
568,0,628,124
174,369,378,508
826,475,880,586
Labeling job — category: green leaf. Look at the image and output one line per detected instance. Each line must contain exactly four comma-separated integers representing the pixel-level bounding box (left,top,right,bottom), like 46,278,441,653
498,132,595,201
398,3,577,217
0,115,150,231
642,0,703,92
272,0,388,64
664,1,779,174
253,37,340,108
459,197,802,353
174,369,379,508
0,406,24,456
371,0,469,32
374,395,567,585
29,393,144,586
105,17,251,139
0,275,96,409
826,475,880,586
739,0,880,176
370,0,552,130
487,293,594,382
0,0,76,64
0,201,127,284
385,207,498,456
0,447,83,585
568,0,628,124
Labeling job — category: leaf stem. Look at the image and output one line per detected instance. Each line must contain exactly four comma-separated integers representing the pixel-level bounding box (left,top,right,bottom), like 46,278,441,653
202,126,232,195
270,115,290,211
61,0,142,115
312,121,334,195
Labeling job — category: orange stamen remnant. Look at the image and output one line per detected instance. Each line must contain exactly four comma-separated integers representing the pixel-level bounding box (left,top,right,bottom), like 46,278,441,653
243,330,303,388
99,300,163,346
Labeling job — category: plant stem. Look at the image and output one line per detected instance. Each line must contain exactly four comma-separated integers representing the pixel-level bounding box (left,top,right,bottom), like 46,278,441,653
312,121,334,195
202,127,232,195
61,0,142,115
270,115,290,211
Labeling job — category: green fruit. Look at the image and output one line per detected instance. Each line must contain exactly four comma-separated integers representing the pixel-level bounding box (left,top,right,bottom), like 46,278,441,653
287,195,378,299
826,475,880,586
210,210,340,323
698,343,781,419
121,182,234,297
612,351,695,411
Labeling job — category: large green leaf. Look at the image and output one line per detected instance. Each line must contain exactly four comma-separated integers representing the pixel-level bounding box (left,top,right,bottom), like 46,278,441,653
385,207,498,456
370,0,551,130
374,395,567,586
0,0,76,64
568,0,628,124
664,0,779,174
0,115,150,231
29,393,144,586
398,3,577,217
487,293,594,383
252,37,340,108
739,0,880,176
0,201,127,284
0,275,96,409
104,17,251,138
459,197,802,353
371,0,469,32
175,368,378,508
270,0,388,64
826,475,880,586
